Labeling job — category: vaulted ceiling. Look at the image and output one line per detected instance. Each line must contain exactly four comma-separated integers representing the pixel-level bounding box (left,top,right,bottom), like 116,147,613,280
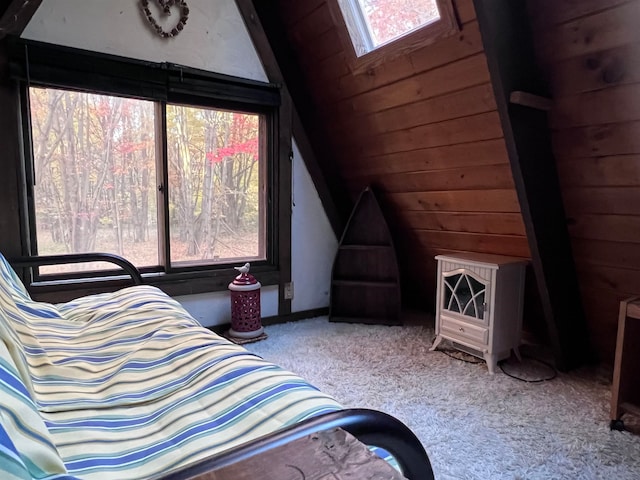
3,0,638,369
252,0,593,370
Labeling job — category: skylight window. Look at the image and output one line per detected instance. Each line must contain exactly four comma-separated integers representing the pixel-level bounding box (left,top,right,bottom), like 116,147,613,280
338,0,442,57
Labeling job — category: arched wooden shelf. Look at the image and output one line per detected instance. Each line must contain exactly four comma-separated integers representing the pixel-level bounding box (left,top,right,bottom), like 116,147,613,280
330,186,401,325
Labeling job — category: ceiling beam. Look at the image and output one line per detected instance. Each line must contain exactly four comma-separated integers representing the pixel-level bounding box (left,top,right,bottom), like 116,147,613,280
0,0,41,40
240,0,349,238
473,0,594,371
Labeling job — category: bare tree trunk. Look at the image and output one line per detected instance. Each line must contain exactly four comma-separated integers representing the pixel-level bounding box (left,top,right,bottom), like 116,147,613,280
196,113,217,257
173,107,198,255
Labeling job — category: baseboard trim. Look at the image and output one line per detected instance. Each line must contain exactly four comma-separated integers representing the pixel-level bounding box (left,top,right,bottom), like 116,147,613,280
262,307,329,325
207,307,329,335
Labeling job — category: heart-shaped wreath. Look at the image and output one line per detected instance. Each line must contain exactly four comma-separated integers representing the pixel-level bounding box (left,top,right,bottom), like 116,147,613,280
140,0,189,38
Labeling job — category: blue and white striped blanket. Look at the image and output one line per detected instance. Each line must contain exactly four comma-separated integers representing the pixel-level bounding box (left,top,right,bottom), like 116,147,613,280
0,255,342,479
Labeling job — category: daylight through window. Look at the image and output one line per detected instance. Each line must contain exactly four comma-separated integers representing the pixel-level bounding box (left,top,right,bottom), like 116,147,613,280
29,87,266,275
339,0,441,56
166,104,265,266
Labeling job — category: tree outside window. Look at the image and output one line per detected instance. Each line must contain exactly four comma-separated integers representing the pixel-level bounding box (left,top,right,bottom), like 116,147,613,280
356,0,440,51
29,87,265,275
333,0,457,72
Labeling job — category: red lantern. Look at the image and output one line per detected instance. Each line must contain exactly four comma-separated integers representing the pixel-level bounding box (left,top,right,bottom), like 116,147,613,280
228,263,263,339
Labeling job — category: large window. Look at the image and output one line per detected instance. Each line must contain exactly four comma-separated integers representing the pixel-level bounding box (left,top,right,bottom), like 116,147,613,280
12,39,287,292
29,88,266,275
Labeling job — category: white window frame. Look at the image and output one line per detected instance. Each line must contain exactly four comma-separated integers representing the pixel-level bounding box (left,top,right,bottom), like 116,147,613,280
331,0,459,73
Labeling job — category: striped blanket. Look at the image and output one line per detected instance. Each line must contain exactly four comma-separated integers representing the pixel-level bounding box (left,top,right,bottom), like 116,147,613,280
0,254,342,479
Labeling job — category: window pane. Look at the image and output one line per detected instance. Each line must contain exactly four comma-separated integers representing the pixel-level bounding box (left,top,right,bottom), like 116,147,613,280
166,105,265,266
29,87,158,274
357,0,440,48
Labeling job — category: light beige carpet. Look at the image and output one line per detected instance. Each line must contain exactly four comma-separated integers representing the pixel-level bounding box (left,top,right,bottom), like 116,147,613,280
246,316,640,480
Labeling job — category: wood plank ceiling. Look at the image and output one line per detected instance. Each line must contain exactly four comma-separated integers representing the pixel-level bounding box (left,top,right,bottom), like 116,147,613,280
2,0,632,366
528,0,640,364
254,0,612,368
263,0,530,315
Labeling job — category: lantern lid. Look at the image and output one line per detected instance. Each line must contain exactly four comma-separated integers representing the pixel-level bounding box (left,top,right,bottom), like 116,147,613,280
231,263,258,286
232,272,258,286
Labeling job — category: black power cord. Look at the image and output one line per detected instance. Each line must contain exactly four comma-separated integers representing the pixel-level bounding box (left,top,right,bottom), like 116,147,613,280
440,349,483,364
434,337,558,382
498,356,557,383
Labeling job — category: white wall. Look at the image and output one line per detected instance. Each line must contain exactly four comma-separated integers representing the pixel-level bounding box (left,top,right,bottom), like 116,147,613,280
291,141,338,312
22,0,337,326
22,0,266,82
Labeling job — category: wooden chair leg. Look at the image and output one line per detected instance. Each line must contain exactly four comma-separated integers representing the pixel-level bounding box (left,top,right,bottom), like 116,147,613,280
611,296,640,426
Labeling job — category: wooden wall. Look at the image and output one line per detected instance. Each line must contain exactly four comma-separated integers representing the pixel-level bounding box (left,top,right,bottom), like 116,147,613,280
527,0,640,363
274,0,530,311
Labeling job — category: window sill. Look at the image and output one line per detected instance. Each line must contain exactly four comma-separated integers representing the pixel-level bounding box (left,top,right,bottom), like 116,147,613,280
27,268,280,303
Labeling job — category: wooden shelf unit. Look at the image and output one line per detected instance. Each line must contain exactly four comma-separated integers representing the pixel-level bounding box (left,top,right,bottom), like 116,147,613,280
330,187,401,325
